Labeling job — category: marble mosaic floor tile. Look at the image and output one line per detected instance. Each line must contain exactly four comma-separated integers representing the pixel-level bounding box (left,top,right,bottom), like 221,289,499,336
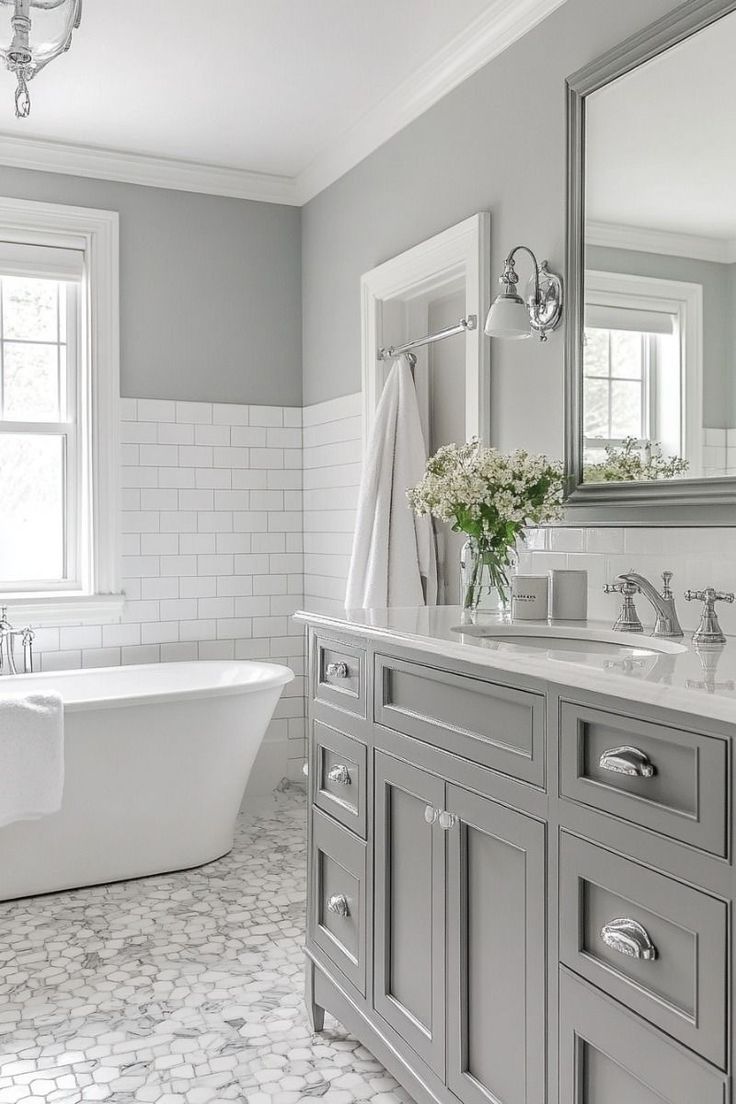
0,788,411,1104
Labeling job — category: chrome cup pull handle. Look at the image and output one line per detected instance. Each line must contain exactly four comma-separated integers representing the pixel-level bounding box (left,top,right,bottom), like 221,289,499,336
601,918,657,960
599,745,655,778
327,764,351,786
327,893,350,918
326,661,349,679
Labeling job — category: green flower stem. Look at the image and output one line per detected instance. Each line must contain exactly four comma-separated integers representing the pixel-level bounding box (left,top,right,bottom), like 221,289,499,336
463,538,514,612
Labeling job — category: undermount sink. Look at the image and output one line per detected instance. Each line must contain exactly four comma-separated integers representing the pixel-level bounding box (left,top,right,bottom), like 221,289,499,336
452,622,688,660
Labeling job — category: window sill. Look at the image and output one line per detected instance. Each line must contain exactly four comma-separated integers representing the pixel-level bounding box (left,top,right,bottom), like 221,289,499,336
0,593,125,627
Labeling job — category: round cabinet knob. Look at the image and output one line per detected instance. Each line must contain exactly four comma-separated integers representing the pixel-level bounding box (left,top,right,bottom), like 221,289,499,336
326,662,349,679
327,893,350,918
327,764,351,786
424,805,438,824
438,811,458,831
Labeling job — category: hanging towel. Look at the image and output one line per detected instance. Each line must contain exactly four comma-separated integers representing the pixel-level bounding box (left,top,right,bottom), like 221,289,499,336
0,693,64,829
346,354,437,609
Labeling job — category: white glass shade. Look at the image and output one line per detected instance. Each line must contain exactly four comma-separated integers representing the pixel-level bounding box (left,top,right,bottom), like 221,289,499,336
484,294,532,339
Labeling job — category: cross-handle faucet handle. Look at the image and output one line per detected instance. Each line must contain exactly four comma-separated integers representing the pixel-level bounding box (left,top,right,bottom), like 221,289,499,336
684,587,735,605
661,571,674,598
684,587,734,645
604,577,643,633
604,579,640,597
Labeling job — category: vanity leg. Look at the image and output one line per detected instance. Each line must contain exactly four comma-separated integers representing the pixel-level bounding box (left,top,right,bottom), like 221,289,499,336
305,959,325,1033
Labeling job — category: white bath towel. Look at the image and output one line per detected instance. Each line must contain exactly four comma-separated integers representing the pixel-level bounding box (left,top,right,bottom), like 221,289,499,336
346,355,437,609
0,693,64,828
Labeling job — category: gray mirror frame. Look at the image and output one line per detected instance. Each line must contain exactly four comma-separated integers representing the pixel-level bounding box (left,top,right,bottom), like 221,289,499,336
564,0,736,526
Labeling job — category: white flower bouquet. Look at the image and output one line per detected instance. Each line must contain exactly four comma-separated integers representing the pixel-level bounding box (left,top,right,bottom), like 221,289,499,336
408,439,564,614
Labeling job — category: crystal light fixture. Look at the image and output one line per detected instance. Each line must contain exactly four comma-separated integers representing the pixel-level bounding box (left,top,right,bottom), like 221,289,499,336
0,0,81,118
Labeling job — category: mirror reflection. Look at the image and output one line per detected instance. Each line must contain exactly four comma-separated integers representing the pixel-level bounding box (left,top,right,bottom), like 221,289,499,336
583,9,736,483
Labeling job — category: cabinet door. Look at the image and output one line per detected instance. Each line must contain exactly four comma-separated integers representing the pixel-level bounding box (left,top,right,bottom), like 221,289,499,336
559,969,726,1104
447,783,546,1104
373,752,446,1078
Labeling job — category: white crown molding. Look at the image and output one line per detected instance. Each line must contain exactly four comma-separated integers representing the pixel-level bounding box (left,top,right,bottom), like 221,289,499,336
295,0,569,203
586,219,736,264
0,0,567,206
0,134,301,205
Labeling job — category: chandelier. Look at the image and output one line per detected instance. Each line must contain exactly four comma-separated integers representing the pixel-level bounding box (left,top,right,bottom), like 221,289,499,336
0,0,81,118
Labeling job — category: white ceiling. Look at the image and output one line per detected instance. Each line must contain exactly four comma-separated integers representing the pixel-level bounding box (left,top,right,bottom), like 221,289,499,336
586,8,736,247
0,0,568,203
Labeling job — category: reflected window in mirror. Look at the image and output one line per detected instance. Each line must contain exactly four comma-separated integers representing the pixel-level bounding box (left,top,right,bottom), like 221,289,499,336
581,272,698,482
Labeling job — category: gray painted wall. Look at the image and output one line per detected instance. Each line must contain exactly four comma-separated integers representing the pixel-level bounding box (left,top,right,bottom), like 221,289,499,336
587,244,733,428
301,0,681,457
0,167,302,405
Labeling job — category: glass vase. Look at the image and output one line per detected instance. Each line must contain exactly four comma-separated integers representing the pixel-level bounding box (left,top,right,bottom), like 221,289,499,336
460,538,518,620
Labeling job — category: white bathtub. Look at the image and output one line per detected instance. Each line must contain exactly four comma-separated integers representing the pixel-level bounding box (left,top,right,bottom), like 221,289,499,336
0,660,293,901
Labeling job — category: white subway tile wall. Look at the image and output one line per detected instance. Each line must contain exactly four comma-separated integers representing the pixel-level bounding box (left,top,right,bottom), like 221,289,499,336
303,393,362,615
519,526,736,636
36,398,306,782
301,392,736,638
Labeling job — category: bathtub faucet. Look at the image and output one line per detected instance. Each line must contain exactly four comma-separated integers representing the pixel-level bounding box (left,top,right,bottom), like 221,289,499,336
0,607,34,675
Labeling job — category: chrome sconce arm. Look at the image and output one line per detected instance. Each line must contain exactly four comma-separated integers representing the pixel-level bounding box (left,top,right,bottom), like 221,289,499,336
484,244,563,342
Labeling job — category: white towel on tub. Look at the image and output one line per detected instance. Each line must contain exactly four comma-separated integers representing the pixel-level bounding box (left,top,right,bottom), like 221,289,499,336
0,693,64,828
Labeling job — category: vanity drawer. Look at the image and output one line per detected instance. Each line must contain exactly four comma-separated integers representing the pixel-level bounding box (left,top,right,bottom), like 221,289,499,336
311,721,367,837
375,654,545,786
559,832,727,1067
312,633,366,717
559,700,728,856
308,808,366,996
559,969,727,1104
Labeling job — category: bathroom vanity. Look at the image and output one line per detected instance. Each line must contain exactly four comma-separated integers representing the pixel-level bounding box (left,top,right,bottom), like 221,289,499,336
297,606,736,1104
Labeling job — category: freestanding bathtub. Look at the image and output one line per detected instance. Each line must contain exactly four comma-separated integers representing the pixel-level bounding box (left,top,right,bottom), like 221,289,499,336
0,660,293,901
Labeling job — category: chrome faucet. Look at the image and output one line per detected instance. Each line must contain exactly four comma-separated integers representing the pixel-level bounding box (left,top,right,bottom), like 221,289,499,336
616,570,683,638
0,607,34,675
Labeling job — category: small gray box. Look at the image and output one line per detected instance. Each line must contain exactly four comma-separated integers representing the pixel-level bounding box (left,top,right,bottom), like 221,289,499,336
550,569,587,620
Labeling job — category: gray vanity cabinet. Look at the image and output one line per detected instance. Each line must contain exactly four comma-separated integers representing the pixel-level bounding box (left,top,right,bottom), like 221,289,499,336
445,784,546,1104
372,752,546,1099
373,752,447,1077
303,624,733,1104
559,970,727,1104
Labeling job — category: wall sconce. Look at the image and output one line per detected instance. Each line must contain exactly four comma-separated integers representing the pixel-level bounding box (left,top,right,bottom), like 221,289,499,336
484,245,563,342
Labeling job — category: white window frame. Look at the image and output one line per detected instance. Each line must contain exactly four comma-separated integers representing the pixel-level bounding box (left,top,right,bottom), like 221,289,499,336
0,196,122,625
585,269,703,476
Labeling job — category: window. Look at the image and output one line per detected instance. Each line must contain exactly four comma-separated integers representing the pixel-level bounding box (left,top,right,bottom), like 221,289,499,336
0,249,81,589
0,198,121,623
583,271,703,476
583,318,676,465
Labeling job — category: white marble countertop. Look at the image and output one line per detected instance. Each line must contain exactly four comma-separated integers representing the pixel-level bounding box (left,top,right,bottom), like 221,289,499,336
295,605,736,726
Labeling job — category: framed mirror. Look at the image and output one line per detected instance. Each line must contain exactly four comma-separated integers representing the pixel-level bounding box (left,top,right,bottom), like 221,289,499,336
565,0,736,524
